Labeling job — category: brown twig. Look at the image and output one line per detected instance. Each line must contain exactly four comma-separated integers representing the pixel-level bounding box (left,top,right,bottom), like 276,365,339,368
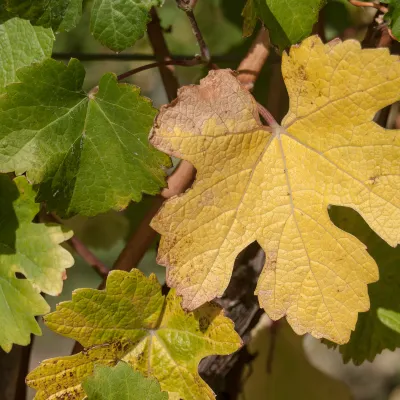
176,0,198,9
348,0,388,13
113,161,196,273
186,9,210,62
237,29,270,91
111,197,163,275
147,8,180,102
52,52,242,62
177,0,211,63
68,236,109,278
235,28,277,126
117,58,204,81
49,213,109,279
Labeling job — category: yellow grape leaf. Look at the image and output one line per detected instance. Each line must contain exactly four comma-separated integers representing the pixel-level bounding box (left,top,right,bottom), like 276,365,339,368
150,36,400,344
26,269,241,400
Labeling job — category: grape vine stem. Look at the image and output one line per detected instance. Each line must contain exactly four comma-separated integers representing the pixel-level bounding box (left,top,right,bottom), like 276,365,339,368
117,57,204,81
176,0,213,65
237,28,270,91
49,213,109,279
348,0,388,13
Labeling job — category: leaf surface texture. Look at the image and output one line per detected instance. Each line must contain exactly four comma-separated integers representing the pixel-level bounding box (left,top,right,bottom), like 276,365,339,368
0,176,73,351
82,362,168,400
242,0,326,49
151,36,400,344
26,269,241,400
0,17,54,93
0,59,170,216
91,0,163,52
3,0,83,31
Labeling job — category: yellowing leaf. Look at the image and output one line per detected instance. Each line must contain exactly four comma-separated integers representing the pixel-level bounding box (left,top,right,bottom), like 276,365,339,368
26,269,241,400
0,175,73,351
150,36,400,345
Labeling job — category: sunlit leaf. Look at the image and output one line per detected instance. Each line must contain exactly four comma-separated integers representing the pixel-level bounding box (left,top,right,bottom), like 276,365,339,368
3,0,83,32
82,362,168,400
26,269,242,399
0,175,73,352
385,0,400,41
378,308,400,334
242,0,326,49
0,58,170,217
0,18,54,93
91,0,164,52
150,36,400,344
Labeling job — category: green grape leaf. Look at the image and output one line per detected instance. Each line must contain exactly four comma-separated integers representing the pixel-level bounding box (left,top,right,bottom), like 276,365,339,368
90,0,164,52
385,0,400,41
82,362,168,400
0,18,54,93
0,58,170,217
378,308,400,334
26,269,242,400
242,0,326,50
0,175,74,352
323,206,400,365
3,0,83,32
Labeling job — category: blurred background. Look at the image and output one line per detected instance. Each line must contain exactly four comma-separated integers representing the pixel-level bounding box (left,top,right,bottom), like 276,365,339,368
16,0,400,398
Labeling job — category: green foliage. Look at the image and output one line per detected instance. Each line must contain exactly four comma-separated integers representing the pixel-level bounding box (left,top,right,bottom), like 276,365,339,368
26,269,242,399
378,308,400,334
324,207,400,364
1,0,165,50
0,18,54,93
82,362,168,400
242,0,326,49
1,0,83,31
385,0,400,40
0,58,170,217
0,175,73,352
91,0,164,52
0,0,399,397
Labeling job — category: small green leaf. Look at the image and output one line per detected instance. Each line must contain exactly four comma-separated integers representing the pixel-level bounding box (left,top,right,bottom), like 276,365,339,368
90,0,164,52
0,58,170,216
378,308,400,335
83,362,168,400
4,0,83,32
0,175,74,352
324,206,400,364
385,0,400,41
26,269,242,400
242,0,326,49
0,18,54,93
